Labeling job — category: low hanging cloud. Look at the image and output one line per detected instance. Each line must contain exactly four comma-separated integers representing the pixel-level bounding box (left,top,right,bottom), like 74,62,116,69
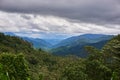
0,11,120,38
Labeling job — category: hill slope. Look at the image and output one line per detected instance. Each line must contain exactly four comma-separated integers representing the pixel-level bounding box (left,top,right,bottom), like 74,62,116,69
53,34,113,48
51,40,109,57
23,37,52,49
0,33,33,53
51,34,113,57
4,32,53,49
0,32,85,80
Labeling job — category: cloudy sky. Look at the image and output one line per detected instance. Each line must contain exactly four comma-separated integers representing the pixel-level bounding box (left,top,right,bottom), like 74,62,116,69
0,0,120,38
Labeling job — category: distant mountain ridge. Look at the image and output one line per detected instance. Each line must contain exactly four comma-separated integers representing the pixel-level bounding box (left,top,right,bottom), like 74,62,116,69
4,32,114,57
51,40,109,57
4,32,16,36
4,32,53,49
22,37,52,50
52,34,113,48
4,32,63,50
50,34,114,57
0,32,33,53
44,39,62,45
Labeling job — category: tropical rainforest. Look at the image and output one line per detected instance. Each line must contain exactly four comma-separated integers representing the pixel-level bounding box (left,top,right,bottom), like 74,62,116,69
0,32,120,80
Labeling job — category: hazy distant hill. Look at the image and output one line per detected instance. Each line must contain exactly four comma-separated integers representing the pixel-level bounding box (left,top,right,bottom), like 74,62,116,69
51,34,113,57
4,32,16,36
22,37,52,50
4,32,53,49
52,34,113,48
4,32,114,57
44,39,62,46
51,40,109,57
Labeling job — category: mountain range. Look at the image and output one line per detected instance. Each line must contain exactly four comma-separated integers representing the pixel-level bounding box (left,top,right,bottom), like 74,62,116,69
50,34,113,57
4,32,114,57
4,32,60,50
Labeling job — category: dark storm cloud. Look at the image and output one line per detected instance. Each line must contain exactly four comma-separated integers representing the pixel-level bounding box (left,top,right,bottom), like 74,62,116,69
0,0,120,25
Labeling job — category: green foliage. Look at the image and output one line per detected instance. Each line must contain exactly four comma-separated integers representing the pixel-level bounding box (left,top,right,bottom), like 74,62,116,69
102,34,120,80
62,61,87,80
86,60,112,80
39,74,44,80
0,53,30,80
0,33,33,54
0,63,9,80
0,33,120,80
84,35,120,80
85,46,112,80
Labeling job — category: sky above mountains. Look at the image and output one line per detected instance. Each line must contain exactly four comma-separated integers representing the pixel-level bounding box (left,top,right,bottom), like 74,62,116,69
0,0,120,38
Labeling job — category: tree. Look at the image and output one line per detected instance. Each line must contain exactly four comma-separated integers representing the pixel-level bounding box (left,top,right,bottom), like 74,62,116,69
61,61,87,80
85,46,112,80
102,35,120,80
0,53,30,80
0,63,9,80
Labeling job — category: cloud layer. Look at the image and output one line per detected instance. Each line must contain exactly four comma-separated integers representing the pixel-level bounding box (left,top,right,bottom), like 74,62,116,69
0,0,120,25
0,11,120,38
0,0,120,38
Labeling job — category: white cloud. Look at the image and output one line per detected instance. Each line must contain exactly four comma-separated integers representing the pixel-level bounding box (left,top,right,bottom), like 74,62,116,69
0,11,120,38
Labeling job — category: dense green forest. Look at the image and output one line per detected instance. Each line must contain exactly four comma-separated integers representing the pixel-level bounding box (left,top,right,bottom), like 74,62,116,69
0,32,120,80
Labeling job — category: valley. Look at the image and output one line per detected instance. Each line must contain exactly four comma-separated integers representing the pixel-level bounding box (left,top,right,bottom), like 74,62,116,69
0,32,120,80
5,32,113,57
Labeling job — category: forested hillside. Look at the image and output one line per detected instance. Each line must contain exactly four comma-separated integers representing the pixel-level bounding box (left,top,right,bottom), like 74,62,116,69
51,34,113,56
0,32,120,80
